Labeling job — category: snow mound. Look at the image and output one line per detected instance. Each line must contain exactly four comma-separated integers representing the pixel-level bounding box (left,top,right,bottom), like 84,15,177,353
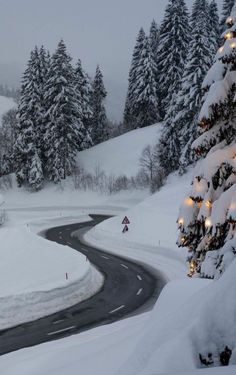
0,225,103,329
78,123,163,177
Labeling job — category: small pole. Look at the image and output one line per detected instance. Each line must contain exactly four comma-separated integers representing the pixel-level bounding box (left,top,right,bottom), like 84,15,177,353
66,272,68,280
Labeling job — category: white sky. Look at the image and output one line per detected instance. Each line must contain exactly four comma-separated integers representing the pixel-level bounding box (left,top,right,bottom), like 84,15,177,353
0,0,223,120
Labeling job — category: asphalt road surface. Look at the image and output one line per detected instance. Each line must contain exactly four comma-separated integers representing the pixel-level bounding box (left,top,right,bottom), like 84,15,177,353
0,215,166,356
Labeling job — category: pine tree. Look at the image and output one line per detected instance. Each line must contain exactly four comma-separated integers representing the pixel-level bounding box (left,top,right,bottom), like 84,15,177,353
43,40,86,182
220,0,235,33
131,36,159,128
177,4,236,278
14,47,44,190
90,65,108,145
208,0,221,55
123,28,146,129
177,0,219,173
74,59,93,149
149,20,159,62
156,0,190,118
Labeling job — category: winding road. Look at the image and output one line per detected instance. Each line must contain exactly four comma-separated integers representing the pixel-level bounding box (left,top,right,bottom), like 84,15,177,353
0,215,166,356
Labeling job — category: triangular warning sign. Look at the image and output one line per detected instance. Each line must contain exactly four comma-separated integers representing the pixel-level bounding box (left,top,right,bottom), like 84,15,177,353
122,225,129,233
122,216,130,225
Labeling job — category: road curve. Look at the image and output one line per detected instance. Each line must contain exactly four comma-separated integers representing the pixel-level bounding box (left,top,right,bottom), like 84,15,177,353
0,215,166,356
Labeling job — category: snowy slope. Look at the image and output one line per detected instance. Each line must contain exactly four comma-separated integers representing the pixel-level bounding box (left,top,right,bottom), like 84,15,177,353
78,123,163,176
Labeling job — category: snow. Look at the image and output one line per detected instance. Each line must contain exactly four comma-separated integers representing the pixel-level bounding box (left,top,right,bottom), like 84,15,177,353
78,123,163,177
0,121,235,374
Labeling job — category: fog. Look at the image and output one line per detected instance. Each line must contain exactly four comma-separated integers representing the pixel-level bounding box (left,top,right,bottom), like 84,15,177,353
0,0,223,120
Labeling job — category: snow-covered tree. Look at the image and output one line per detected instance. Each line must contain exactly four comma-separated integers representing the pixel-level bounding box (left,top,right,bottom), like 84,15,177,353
131,36,159,128
14,47,44,190
90,65,108,145
0,108,17,175
123,28,146,129
43,40,86,182
177,5,236,278
149,20,159,62
158,0,220,176
74,59,93,148
220,0,235,33
156,0,190,118
208,0,221,55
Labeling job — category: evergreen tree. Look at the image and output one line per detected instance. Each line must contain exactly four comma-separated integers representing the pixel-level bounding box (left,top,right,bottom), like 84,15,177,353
177,4,236,278
43,40,86,182
149,19,159,62
14,47,44,190
74,59,93,148
208,0,221,55
131,36,159,128
220,0,235,33
123,28,146,129
90,65,108,145
158,0,219,176
156,0,190,118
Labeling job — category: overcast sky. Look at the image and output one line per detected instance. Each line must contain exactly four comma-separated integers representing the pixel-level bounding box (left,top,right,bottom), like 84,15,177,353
0,0,223,120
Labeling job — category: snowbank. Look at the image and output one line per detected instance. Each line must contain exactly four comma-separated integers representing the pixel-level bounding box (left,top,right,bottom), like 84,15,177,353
0,224,103,329
84,172,192,280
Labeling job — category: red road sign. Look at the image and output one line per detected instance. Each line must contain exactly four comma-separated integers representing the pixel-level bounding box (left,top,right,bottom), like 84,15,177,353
122,216,130,225
122,225,129,233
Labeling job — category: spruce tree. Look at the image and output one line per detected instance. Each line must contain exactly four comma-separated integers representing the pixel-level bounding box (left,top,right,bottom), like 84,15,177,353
156,0,190,118
131,36,159,128
123,28,146,129
90,65,108,145
74,59,93,149
220,0,235,33
149,20,159,62
14,47,44,190
208,0,220,56
177,4,236,278
43,40,86,182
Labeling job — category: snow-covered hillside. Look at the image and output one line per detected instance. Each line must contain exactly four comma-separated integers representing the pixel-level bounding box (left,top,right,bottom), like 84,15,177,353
78,123,162,177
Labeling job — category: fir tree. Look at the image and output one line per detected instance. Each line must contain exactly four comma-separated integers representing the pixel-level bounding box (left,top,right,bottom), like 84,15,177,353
156,0,190,118
149,19,159,62
14,47,44,190
208,0,221,55
74,59,93,149
177,4,236,278
131,36,160,128
220,0,235,33
158,0,219,176
90,65,108,145
123,28,146,129
43,40,86,182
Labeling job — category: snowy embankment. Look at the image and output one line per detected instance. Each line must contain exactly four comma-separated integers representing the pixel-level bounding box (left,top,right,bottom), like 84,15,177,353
83,172,191,280
0,222,103,329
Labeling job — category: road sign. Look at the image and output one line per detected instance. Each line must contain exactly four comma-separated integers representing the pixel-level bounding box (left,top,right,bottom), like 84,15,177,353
122,225,129,233
122,216,130,225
